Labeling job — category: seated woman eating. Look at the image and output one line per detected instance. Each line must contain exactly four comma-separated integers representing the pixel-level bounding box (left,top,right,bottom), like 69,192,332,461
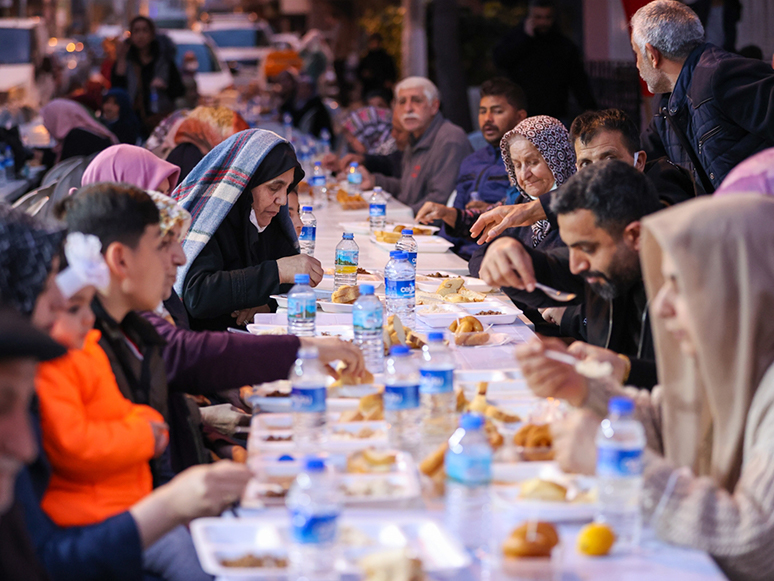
173,128,323,331
41,99,119,163
516,194,774,581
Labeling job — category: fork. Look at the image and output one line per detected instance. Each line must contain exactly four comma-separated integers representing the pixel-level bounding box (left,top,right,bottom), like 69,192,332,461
533,282,577,302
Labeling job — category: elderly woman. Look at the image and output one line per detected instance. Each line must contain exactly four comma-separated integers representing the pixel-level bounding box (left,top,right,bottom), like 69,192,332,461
516,194,774,581
173,129,323,331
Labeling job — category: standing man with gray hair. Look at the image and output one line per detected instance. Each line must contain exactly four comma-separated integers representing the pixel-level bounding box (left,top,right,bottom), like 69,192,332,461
631,0,774,193
360,76,473,214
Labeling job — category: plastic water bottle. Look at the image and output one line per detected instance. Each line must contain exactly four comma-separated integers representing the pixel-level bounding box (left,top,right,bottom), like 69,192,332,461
283,112,294,143
346,162,362,197
310,161,328,207
299,206,317,256
318,128,331,158
286,456,341,580
369,186,387,232
289,348,328,445
299,144,313,178
384,251,415,327
149,87,159,114
420,332,456,453
596,396,646,549
384,345,421,456
396,229,418,269
4,146,14,181
445,412,493,556
333,232,358,290
352,284,384,374
287,274,316,337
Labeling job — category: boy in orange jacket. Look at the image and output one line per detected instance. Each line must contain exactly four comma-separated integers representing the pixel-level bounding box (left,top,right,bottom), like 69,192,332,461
35,232,169,526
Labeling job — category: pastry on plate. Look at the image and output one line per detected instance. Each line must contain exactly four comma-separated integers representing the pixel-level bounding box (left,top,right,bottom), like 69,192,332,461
347,448,398,473
502,522,559,558
331,285,360,304
518,478,568,502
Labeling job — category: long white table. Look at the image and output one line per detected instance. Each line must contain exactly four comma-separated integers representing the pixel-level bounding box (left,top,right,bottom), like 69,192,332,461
237,197,728,581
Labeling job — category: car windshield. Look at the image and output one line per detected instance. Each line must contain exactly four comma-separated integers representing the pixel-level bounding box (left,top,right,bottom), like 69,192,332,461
204,28,269,48
175,43,221,73
0,29,32,64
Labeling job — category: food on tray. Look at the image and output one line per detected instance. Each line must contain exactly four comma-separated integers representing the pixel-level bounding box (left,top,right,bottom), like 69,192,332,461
575,358,615,379
338,392,384,422
347,448,398,473
263,434,292,442
577,522,616,556
251,326,288,335
425,272,449,278
384,315,426,352
454,332,490,346
475,310,503,316
435,278,486,303
484,405,520,423
392,224,433,236
336,188,368,210
436,278,464,295
330,427,386,440
330,362,375,388
357,267,372,275
374,230,402,244
456,389,468,412
502,522,559,558
331,284,360,304
419,443,447,477
360,548,425,581
462,383,520,423
417,304,456,314
220,553,289,568
341,477,403,498
518,478,568,502
449,316,484,333
513,423,554,461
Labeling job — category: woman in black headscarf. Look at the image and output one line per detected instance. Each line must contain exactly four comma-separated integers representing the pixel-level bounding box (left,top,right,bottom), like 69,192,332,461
173,129,323,331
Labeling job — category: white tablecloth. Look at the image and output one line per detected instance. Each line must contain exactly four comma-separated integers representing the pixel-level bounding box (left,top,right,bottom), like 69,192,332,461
238,198,727,581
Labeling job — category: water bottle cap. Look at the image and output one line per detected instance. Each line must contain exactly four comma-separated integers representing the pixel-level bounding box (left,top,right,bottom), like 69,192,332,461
294,273,310,284
349,162,359,168
359,284,374,295
278,454,295,461
373,186,382,193
342,232,354,239
314,161,321,166
389,251,407,260
460,412,485,430
303,456,325,472
608,396,635,415
301,206,313,212
401,229,414,236
428,332,444,342
390,345,410,357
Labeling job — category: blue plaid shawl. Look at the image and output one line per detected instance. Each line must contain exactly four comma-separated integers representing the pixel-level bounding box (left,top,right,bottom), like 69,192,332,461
171,128,299,295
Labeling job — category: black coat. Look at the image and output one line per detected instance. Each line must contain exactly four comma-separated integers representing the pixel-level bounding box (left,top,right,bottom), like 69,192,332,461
182,195,299,331
166,142,204,184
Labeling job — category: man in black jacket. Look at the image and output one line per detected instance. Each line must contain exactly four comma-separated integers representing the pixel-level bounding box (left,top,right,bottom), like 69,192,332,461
631,0,774,193
478,161,662,388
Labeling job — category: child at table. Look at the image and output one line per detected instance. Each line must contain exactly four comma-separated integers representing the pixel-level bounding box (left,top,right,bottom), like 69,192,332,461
35,232,169,527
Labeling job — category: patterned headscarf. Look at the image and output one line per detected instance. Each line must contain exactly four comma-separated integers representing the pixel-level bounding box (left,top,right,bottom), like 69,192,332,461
500,115,576,246
0,204,66,316
173,106,250,155
341,106,394,155
147,191,191,240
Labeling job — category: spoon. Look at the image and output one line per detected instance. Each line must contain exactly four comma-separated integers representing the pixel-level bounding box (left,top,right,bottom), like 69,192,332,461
533,282,577,302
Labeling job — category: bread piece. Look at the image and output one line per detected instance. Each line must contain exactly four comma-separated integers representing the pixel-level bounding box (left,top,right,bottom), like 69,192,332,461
454,332,490,346
485,405,521,423
484,420,504,449
331,285,360,304
455,389,468,412
518,479,568,502
443,294,469,303
514,424,553,448
502,522,559,558
419,442,447,476
436,278,464,296
362,449,398,466
332,362,375,386
375,231,402,244
360,548,425,581
458,288,486,302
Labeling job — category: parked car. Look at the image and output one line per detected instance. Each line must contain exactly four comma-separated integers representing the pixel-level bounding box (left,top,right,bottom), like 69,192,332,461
198,17,273,73
163,29,233,97
0,18,47,106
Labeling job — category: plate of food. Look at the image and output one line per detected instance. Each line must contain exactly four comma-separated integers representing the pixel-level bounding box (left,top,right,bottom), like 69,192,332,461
416,278,488,304
338,222,439,236
415,303,465,328
370,233,453,253
318,284,361,313
452,302,522,325
270,289,331,309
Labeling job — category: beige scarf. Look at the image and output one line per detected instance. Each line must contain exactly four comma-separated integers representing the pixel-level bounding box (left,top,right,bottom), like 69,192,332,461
640,194,774,492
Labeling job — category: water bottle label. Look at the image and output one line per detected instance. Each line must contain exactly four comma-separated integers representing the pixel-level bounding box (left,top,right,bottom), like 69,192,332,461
348,174,363,185
311,175,326,187
291,386,326,413
596,447,643,478
369,203,386,217
299,226,316,241
289,509,338,544
384,384,420,410
287,297,316,320
335,249,359,273
353,307,383,331
406,252,417,268
420,369,453,394
445,451,492,485
385,279,415,299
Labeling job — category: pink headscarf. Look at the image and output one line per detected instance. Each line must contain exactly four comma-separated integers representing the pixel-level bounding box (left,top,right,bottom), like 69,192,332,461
82,144,181,192
41,99,119,161
715,148,774,197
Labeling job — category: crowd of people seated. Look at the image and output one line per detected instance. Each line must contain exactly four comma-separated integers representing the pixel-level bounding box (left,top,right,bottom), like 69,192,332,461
3,1,774,580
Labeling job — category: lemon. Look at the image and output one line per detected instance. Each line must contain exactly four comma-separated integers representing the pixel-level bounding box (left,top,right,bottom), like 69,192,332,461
577,522,616,556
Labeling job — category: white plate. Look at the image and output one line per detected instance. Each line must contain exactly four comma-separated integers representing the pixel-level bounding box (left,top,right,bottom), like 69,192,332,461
270,289,332,309
191,513,471,578
416,304,464,328
452,332,512,348
369,235,453,254
318,301,354,313
416,272,492,294
462,276,493,293
338,221,439,236
317,273,384,292
452,301,522,325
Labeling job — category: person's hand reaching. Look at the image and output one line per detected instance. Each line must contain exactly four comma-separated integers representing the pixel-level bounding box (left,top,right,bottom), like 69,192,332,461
277,254,324,286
